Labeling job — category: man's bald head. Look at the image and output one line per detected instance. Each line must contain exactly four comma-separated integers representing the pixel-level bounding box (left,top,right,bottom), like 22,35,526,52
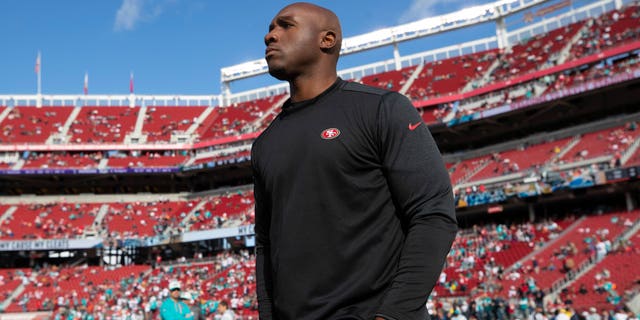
278,2,342,56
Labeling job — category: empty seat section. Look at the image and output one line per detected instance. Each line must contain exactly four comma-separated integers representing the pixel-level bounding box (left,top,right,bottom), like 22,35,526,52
408,49,498,101
0,162,13,169
192,150,251,166
418,105,441,124
491,22,584,82
142,106,207,142
104,200,197,238
0,106,73,144
197,94,286,140
106,154,188,168
22,152,101,169
0,203,100,239
448,156,491,185
360,65,417,91
69,106,139,143
6,265,150,312
468,137,572,182
560,125,638,163
0,269,24,299
188,191,254,231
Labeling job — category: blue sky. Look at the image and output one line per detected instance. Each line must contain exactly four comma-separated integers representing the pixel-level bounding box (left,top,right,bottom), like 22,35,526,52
0,0,541,96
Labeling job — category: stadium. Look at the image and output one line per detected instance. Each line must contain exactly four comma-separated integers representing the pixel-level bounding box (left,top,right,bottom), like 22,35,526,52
0,0,640,319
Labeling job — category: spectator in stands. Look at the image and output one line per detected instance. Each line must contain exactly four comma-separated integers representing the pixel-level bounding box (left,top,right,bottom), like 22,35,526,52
181,291,202,320
254,3,456,320
563,256,575,274
218,300,236,320
160,281,194,319
579,283,588,295
588,307,603,320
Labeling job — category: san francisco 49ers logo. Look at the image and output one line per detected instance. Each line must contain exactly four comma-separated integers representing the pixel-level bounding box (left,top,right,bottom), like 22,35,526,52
320,128,341,140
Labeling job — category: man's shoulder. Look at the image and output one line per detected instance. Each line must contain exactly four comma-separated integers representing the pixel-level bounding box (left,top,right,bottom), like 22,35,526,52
339,81,413,110
341,80,394,97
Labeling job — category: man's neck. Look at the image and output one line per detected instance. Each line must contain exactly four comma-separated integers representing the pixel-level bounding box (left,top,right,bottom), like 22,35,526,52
289,72,337,103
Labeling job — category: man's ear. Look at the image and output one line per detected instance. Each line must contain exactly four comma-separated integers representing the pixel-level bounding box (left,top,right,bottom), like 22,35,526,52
320,30,337,51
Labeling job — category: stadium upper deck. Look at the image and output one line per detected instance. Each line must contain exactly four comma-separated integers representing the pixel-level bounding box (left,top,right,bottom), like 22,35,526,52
0,0,637,152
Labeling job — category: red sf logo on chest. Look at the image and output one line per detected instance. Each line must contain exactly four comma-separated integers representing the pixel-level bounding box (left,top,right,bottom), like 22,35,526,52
320,128,341,140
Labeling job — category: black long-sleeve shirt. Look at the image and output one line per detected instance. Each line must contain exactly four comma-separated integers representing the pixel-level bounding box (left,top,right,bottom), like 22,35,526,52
251,78,457,320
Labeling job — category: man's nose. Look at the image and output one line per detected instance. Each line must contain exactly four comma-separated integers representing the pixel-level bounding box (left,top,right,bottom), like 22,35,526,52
265,30,277,45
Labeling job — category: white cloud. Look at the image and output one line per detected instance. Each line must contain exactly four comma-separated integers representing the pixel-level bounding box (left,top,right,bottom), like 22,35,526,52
114,0,144,31
398,0,477,24
114,0,179,31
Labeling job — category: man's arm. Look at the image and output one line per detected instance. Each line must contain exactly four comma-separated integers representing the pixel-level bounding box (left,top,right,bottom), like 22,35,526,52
374,93,457,320
159,300,171,320
252,155,275,319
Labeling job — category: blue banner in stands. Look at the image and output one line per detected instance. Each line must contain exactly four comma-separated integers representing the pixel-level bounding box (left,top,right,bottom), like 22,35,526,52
181,224,255,242
0,239,102,251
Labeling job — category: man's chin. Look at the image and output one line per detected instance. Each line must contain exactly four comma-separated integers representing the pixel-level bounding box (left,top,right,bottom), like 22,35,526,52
268,66,289,81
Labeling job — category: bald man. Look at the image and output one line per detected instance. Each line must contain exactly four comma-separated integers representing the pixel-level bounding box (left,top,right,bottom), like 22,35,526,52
252,3,457,320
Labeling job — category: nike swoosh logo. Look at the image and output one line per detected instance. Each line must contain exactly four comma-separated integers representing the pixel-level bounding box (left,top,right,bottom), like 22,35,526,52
408,121,422,131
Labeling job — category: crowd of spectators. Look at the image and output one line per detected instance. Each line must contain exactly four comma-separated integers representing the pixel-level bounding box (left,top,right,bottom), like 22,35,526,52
0,216,634,319
569,4,640,60
427,296,638,320
39,250,258,319
0,252,245,319
432,212,640,318
545,233,640,311
435,220,567,297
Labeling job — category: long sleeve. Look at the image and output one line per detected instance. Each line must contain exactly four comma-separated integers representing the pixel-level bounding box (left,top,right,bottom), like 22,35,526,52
160,301,170,320
252,154,274,319
375,93,458,320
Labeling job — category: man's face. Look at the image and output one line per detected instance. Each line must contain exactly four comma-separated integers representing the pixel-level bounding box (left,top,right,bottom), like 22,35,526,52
170,288,180,299
264,4,321,80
